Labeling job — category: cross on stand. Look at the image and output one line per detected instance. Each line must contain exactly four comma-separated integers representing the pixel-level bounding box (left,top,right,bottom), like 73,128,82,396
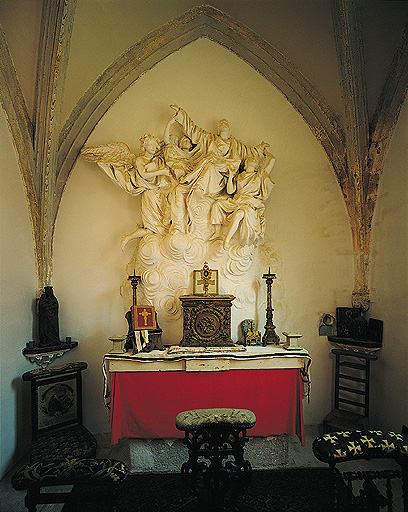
197,262,214,296
124,274,141,352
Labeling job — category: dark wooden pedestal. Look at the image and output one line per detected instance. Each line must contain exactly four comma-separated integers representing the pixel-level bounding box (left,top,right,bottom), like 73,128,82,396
179,295,235,347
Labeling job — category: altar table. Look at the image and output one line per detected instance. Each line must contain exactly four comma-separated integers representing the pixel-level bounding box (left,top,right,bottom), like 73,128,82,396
103,346,311,446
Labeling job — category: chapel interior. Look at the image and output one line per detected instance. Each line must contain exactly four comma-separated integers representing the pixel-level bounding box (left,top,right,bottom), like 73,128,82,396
1,0,408,510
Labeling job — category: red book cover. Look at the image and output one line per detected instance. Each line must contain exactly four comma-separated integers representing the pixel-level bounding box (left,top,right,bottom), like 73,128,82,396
131,305,156,330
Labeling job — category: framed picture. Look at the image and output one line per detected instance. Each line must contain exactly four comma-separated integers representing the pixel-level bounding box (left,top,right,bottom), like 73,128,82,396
131,304,157,330
336,307,361,338
368,318,383,344
193,268,219,295
33,372,81,436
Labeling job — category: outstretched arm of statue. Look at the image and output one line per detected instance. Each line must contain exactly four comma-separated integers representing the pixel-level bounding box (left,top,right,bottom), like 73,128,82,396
169,104,203,144
164,113,178,144
263,150,276,174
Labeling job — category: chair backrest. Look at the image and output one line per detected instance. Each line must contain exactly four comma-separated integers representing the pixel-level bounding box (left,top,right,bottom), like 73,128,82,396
22,362,87,440
332,349,377,418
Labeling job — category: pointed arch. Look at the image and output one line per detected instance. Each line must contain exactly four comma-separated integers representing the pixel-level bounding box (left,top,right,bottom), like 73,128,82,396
57,5,347,208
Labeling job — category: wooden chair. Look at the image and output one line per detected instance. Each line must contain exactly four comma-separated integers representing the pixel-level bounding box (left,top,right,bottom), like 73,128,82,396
11,362,128,512
323,348,378,434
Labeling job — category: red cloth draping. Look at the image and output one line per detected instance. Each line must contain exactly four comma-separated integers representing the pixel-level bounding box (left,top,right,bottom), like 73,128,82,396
110,368,304,445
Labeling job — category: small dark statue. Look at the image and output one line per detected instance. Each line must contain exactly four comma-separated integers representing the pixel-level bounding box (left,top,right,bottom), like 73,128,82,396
38,286,61,347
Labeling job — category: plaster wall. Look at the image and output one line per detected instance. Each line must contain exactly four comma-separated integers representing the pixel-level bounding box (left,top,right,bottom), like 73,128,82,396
0,107,37,478
369,97,408,431
63,0,341,124
53,39,353,433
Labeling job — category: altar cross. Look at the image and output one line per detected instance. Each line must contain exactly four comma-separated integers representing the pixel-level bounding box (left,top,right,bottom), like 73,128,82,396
139,308,151,327
197,262,214,296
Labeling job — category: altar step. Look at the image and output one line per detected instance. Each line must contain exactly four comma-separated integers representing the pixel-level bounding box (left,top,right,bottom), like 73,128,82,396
98,435,288,474
94,425,326,475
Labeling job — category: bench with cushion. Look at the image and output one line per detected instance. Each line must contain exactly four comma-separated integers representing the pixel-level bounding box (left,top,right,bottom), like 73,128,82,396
313,429,408,511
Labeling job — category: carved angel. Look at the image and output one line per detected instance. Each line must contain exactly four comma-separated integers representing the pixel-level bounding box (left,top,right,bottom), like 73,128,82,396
81,136,174,248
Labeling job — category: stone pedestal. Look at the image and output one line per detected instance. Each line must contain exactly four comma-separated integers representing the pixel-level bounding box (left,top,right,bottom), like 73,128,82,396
124,435,288,474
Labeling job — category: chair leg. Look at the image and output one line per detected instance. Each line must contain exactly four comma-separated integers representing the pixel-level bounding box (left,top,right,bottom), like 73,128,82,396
401,461,408,512
329,462,338,510
25,485,39,512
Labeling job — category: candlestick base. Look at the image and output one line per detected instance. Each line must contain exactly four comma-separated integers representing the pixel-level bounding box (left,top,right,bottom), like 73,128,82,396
262,328,280,346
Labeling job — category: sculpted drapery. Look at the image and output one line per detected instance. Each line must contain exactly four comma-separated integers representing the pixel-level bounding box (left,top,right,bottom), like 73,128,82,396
81,106,277,331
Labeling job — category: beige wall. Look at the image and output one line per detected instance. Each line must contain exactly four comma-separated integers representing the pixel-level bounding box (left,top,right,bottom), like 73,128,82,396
54,39,353,431
370,97,408,430
0,106,37,476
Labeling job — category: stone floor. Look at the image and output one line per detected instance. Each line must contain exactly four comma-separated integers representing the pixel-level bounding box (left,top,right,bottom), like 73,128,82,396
1,425,404,511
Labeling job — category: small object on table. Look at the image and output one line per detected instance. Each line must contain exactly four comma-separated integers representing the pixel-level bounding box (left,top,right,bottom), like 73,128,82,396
282,332,302,350
109,336,126,354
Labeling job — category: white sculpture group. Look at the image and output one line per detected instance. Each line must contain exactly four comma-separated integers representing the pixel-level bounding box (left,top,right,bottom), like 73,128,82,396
81,106,276,333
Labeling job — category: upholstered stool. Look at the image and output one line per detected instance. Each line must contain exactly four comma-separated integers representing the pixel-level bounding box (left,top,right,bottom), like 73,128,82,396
11,457,128,512
312,429,408,511
175,408,256,510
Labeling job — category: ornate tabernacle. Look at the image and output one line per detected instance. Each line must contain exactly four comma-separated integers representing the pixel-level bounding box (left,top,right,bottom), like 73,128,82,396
180,295,235,347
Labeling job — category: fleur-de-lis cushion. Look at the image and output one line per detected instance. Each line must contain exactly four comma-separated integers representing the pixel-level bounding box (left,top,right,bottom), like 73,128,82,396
313,430,408,463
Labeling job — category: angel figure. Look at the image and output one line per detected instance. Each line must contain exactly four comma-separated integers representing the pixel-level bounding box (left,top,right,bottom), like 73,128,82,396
81,135,174,249
210,151,276,249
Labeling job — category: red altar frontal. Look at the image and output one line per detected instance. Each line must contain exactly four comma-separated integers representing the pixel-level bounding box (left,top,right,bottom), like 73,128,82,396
103,346,311,445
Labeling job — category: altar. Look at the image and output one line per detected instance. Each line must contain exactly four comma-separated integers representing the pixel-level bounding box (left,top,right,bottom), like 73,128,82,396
104,346,311,446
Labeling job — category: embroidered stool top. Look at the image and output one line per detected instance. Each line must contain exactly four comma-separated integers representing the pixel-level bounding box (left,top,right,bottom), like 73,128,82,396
11,458,128,491
175,408,256,431
31,425,97,463
313,430,408,464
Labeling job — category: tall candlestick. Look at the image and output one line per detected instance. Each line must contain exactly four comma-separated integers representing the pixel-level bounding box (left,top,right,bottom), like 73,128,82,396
128,274,141,306
262,269,280,345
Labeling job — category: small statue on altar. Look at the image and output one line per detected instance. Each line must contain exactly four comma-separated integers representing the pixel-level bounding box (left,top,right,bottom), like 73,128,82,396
38,286,61,347
240,319,262,346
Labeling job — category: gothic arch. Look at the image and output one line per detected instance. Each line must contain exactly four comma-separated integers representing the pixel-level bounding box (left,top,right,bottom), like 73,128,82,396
58,5,346,205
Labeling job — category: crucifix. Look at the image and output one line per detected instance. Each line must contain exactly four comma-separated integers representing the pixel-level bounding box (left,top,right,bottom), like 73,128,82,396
197,262,214,296
139,308,152,327
262,268,280,345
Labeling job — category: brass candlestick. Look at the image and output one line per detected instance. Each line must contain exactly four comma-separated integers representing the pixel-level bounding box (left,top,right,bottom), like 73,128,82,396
125,274,141,353
128,274,141,306
262,268,280,345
